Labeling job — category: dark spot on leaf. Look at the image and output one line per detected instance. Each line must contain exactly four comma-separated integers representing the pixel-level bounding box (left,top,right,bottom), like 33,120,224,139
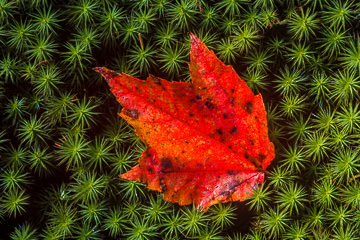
258,153,266,161
245,101,253,114
216,128,223,135
161,158,173,172
228,171,236,175
124,109,139,119
185,140,189,144
230,126,238,134
228,180,240,191
223,113,228,119
220,190,230,196
148,154,155,165
220,180,241,196
249,154,266,169
160,178,167,192
153,76,161,85
160,184,167,192
195,95,201,100
245,152,249,159
230,88,234,93
205,100,214,109
252,158,262,169
189,113,194,117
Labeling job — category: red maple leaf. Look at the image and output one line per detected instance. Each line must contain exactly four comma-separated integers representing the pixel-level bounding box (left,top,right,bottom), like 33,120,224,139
95,33,275,211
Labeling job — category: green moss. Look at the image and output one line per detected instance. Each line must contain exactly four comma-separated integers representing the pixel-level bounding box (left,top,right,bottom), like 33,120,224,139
2,0,360,238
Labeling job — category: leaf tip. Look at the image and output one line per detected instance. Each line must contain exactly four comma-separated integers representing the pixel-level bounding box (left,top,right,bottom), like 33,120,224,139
119,165,142,181
93,66,106,74
189,32,201,48
94,67,121,85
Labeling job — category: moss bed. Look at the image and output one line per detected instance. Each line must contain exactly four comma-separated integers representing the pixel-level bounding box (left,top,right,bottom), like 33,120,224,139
1,0,360,239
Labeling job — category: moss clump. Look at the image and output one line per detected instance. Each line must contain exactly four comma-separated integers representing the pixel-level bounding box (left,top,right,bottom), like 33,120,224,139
1,0,360,239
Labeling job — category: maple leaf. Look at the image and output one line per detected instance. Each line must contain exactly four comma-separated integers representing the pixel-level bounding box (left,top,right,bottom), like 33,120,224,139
95,34,275,211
